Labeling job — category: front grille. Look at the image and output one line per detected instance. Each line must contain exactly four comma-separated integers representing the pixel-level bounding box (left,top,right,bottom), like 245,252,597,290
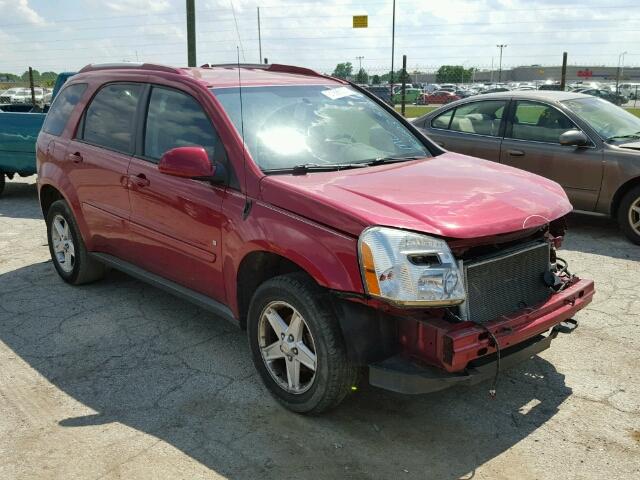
461,241,551,324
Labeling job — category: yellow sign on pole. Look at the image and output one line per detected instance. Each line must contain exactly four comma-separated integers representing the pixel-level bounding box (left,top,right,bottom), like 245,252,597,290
353,15,368,28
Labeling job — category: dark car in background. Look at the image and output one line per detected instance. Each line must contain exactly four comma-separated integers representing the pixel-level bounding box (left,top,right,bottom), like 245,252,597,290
580,88,627,106
413,91,640,243
363,85,393,106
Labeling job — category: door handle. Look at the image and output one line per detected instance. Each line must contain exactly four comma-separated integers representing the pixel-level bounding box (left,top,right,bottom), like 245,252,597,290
507,149,525,157
129,173,150,188
67,152,83,163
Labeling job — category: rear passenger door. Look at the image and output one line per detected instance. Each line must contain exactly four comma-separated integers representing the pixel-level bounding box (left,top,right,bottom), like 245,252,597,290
68,82,142,257
126,85,232,303
419,100,507,161
499,100,603,211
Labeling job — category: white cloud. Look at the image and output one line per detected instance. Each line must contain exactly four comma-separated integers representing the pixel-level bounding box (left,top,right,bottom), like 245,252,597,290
104,0,171,14
0,0,46,25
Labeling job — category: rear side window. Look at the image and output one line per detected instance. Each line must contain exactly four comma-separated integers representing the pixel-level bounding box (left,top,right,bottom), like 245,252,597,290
431,109,453,129
42,83,87,136
448,100,505,136
81,83,142,153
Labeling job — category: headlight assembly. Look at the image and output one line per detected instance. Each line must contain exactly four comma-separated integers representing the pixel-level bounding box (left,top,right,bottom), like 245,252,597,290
358,226,466,306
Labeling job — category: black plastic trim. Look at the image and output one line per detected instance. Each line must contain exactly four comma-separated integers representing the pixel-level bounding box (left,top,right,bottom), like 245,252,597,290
91,253,237,324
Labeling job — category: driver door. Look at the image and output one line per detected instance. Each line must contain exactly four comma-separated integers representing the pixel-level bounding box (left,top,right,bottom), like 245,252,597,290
127,85,235,303
500,100,603,211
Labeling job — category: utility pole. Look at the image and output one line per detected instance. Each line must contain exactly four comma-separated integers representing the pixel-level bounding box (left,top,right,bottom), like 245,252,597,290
496,44,507,83
560,51,567,91
356,56,364,71
390,0,396,100
616,51,627,94
186,0,196,67
257,7,262,64
401,55,407,117
28,66,36,108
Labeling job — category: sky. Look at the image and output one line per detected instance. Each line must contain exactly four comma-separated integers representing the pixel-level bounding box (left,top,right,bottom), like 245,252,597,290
0,0,638,76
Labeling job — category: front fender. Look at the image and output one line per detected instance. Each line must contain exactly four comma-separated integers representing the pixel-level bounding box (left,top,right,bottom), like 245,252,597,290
221,193,364,318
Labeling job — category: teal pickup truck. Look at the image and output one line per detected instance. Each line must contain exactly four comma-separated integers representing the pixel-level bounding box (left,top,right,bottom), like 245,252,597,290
0,72,75,195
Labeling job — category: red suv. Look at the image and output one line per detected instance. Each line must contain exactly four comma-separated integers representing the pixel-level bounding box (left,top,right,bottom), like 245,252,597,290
37,63,594,413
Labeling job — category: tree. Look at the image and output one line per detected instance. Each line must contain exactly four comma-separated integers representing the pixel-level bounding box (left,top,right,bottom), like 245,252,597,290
332,62,353,79
436,65,473,83
354,68,368,84
40,71,58,87
380,68,411,84
371,74,381,85
21,69,41,82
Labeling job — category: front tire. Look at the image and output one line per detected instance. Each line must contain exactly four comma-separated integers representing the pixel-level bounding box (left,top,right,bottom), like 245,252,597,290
617,186,640,245
247,273,357,414
46,199,106,284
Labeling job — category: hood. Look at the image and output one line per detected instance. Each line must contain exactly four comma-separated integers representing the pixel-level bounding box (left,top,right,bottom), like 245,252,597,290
260,153,572,239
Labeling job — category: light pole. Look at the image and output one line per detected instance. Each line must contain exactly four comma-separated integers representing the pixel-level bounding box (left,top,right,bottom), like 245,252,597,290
356,55,364,71
616,51,628,93
496,44,507,83
390,0,396,96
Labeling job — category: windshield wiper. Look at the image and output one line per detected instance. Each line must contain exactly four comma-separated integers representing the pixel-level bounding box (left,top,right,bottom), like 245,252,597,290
365,155,426,166
607,131,640,141
263,163,370,175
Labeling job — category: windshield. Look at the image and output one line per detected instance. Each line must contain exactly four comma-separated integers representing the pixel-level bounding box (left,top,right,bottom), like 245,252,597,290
212,85,430,171
563,97,640,142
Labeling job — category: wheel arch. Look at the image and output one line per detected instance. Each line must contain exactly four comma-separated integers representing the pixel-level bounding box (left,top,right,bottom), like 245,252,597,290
235,250,312,330
610,176,640,217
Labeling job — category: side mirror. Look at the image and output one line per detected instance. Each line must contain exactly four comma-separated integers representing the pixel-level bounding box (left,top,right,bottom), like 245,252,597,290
559,129,589,147
158,146,225,183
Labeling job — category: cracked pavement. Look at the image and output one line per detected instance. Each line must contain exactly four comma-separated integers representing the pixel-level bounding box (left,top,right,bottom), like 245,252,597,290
1,176,639,480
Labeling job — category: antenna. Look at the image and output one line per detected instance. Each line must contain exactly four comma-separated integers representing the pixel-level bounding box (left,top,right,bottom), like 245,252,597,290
237,46,249,206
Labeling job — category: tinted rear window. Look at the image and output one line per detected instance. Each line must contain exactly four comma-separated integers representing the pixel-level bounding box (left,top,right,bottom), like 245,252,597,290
42,83,87,136
81,83,142,153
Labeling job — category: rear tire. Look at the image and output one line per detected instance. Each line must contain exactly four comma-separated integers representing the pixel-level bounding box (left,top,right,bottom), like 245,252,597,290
247,273,357,414
46,199,106,284
617,185,640,245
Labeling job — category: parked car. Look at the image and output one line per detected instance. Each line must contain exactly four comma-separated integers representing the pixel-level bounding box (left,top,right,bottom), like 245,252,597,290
363,85,393,106
480,87,510,94
0,87,24,103
580,88,627,106
391,87,422,104
617,83,640,100
0,72,75,195
37,63,593,413
413,91,640,243
417,90,460,104
10,87,45,104
538,83,563,91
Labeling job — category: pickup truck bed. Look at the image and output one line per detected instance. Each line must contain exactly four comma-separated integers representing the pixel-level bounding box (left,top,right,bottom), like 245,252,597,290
0,72,75,195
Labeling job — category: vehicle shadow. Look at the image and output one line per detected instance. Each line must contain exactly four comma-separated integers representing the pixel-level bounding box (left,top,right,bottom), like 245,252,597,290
0,177,41,220
0,261,572,479
564,212,639,261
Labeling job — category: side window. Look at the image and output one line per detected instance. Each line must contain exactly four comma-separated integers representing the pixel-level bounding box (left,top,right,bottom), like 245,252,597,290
509,101,577,143
449,101,506,136
81,83,142,153
431,109,453,129
42,83,87,136
144,87,238,187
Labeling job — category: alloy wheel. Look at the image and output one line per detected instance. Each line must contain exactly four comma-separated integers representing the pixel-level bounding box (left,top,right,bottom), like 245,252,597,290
51,214,75,273
629,196,640,236
258,301,317,394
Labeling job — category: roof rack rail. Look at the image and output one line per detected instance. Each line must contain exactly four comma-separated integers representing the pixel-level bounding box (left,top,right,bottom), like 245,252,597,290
78,63,185,75
200,62,329,80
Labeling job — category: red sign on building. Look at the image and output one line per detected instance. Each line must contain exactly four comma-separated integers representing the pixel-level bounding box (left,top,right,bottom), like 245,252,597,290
577,69,593,78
